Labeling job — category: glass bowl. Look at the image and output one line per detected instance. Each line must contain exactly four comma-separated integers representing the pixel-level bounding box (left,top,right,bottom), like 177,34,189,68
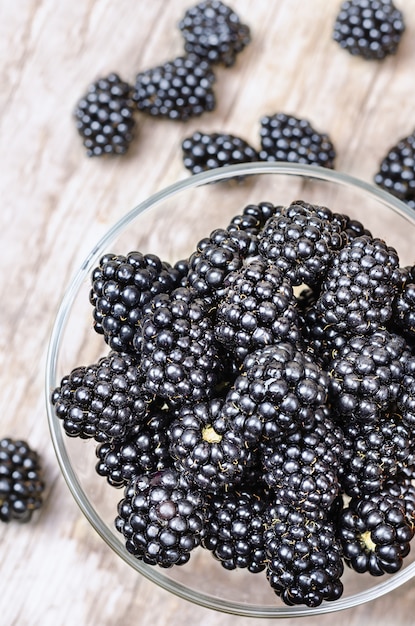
46,162,415,618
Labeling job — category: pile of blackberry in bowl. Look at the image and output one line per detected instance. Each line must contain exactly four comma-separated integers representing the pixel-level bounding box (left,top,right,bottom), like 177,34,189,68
46,162,415,618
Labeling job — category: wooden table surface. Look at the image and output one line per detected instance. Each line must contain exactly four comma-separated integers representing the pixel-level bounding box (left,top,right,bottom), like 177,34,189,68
2,1,415,624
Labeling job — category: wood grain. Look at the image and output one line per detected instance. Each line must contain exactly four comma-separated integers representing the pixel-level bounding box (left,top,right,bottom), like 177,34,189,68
1,1,415,624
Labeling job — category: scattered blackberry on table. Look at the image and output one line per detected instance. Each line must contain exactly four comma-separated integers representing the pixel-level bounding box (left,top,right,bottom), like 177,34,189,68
139,287,221,407
333,0,405,60
338,411,413,498
115,468,206,567
95,405,173,488
315,235,401,336
90,251,182,354
74,73,136,157
374,131,415,210
222,342,330,446
202,485,268,573
181,131,258,176
178,0,251,67
261,407,344,519
258,113,336,169
338,492,414,575
327,329,408,422
0,438,45,523
214,259,300,363
257,200,345,288
51,351,153,442
265,501,344,606
133,55,216,121
169,397,251,492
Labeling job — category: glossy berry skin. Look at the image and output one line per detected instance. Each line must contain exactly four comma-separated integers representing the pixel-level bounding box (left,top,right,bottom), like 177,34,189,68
392,265,415,339
257,201,345,288
178,0,251,67
333,0,405,60
258,113,336,169
214,259,300,363
74,73,136,157
51,351,153,443
90,251,182,354
182,131,258,176
202,486,268,573
265,501,344,607
115,468,206,567
374,132,415,211
338,493,414,575
315,235,401,336
133,55,216,121
0,438,44,523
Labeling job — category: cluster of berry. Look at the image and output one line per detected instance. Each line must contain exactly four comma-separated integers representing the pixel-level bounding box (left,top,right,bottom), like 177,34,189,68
73,1,251,157
51,199,415,607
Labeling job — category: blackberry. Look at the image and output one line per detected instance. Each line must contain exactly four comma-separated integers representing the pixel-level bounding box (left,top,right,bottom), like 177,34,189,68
380,475,415,524
95,405,173,488
333,0,405,60
397,349,415,429
0,438,45,523
202,485,268,573
74,73,136,157
169,397,251,492
327,329,408,423
133,55,216,121
257,200,345,288
391,264,415,339
115,468,206,567
139,287,221,407
221,342,329,446
374,131,415,210
51,351,153,443
315,235,401,336
214,259,300,363
298,301,348,367
178,0,251,67
186,228,245,301
331,211,373,242
181,131,258,176
265,501,344,606
261,408,344,519
90,251,182,354
258,113,336,169
227,201,281,237
338,492,414,575
339,412,413,498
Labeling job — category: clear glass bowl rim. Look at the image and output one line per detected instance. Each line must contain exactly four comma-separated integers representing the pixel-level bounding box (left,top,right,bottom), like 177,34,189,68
45,161,415,618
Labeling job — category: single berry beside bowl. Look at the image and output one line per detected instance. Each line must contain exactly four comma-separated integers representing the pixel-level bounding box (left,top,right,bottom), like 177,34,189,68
182,131,258,176
74,73,136,157
374,130,415,211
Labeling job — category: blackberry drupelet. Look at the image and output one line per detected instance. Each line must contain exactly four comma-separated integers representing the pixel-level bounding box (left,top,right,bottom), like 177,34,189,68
338,412,413,498
221,342,330,446
338,492,414,575
178,0,251,67
261,407,344,519
74,73,136,157
115,468,206,567
327,329,408,422
258,113,336,169
0,438,45,523
214,259,300,363
139,287,221,407
169,397,251,492
315,235,401,336
51,351,153,442
257,200,345,288
392,264,415,339
181,131,258,176
90,251,182,354
202,485,268,572
133,55,216,121
95,405,173,488
265,501,344,606
374,131,415,210
333,0,405,60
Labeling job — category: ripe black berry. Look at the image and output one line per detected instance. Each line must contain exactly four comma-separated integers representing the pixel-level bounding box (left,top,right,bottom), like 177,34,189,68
182,131,258,176
374,131,415,210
